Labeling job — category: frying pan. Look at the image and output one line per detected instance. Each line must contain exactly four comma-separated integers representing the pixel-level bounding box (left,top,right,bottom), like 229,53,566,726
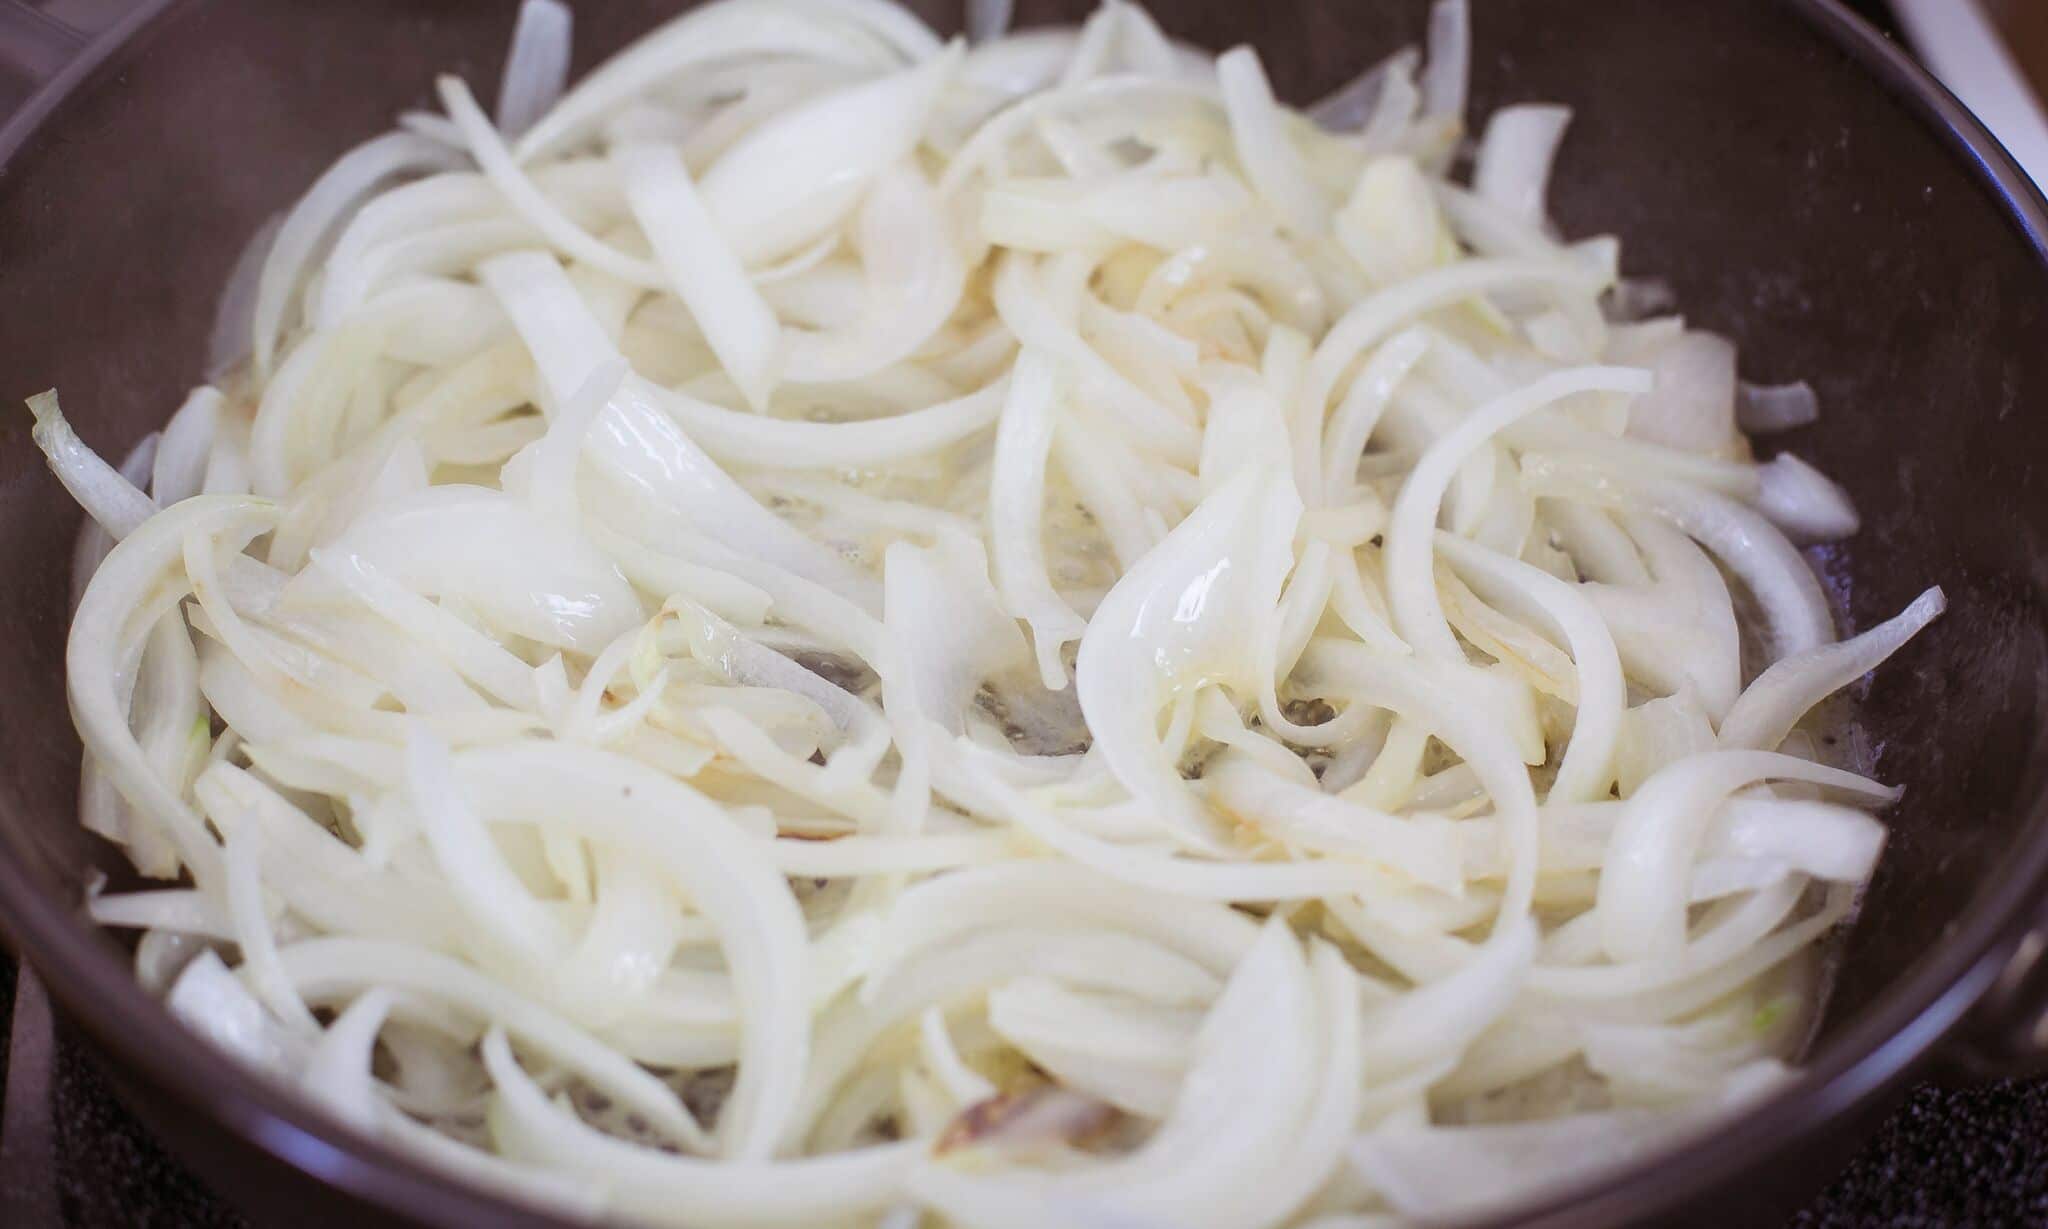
0,1,2044,1226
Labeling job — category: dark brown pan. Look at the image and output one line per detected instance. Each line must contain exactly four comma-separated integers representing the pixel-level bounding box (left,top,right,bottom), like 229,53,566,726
0,2,2043,1225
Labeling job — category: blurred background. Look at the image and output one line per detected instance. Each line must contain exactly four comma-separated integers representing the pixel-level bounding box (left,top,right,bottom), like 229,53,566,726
0,1,2043,1227
1888,0,2048,186
1984,0,2048,83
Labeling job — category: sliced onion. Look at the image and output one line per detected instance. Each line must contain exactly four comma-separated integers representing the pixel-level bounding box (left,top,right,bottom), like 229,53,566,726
1419,0,1470,122
1218,46,1327,234
699,47,963,267
1752,452,1859,541
1719,585,1945,752
1737,379,1821,433
1473,104,1571,228
1074,465,1302,851
966,0,1014,44
616,142,781,408
496,0,574,141
1599,750,1897,963
252,133,461,376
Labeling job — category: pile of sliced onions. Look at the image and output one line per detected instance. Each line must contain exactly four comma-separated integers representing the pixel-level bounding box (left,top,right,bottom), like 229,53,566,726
37,0,1944,1224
